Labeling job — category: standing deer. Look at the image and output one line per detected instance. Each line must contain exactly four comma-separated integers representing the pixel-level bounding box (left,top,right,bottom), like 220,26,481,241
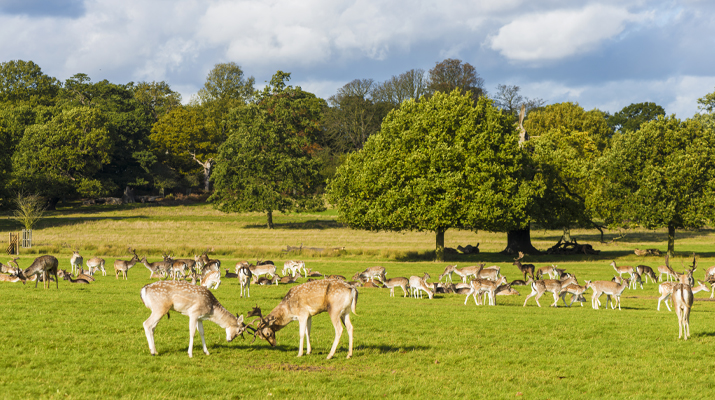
249,263,277,280
141,256,169,279
140,280,248,357
247,279,358,359
657,254,678,282
201,270,221,289
22,255,59,289
114,249,139,280
383,277,409,297
409,273,433,299
237,263,252,298
352,266,386,284
438,265,456,283
512,252,535,281
70,250,83,275
658,280,708,312
86,257,106,276
453,265,483,283
586,279,630,310
610,261,635,280
672,283,693,340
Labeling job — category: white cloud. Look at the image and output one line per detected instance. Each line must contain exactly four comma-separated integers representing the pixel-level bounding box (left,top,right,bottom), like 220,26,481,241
488,4,650,61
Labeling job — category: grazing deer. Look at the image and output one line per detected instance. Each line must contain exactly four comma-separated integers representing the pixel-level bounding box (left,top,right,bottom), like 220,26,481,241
610,261,635,280
657,280,708,312
86,257,106,276
352,266,386,284
453,265,483,283
635,265,657,284
438,265,456,283
513,252,535,281
237,264,252,298
23,255,59,289
536,264,557,280
140,280,248,357
586,279,629,310
246,279,358,359
383,277,409,297
141,256,168,279
70,250,83,275
114,249,140,280
465,276,507,306
201,270,221,289
249,263,277,280
409,273,434,299
672,283,693,340
283,260,307,277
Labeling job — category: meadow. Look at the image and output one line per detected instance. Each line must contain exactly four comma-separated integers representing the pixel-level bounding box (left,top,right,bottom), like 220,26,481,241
1,202,715,399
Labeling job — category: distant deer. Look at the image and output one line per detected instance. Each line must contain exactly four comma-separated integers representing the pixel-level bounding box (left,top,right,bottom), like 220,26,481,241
383,277,409,297
70,250,83,275
352,266,386,284
86,257,106,276
114,248,139,280
237,263,252,298
140,280,248,357
512,252,535,281
247,279,358,359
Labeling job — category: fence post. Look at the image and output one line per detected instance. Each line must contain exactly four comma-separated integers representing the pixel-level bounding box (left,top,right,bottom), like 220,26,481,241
21,229,32,248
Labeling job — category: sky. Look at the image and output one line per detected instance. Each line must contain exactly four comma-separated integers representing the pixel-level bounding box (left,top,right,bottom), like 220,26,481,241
1,0,714,118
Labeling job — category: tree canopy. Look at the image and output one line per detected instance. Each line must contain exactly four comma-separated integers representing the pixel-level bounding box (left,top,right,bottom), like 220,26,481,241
210,71,326,228
427,59,485,101
328,90,538,261
607,102,665,133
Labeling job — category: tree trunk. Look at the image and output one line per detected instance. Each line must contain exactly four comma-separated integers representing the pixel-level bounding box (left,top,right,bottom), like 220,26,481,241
202,161,213,192
435,229,445,262
267,210,274,229
667,223,675,257
502,226,541,255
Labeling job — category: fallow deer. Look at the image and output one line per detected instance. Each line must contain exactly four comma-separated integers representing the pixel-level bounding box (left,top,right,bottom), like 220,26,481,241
140,280,248,357
70,250,83,275
558,283,588,307
141,256,170,280
536,264,557,280
247,279,358,359
114,249,139,280
23,255,59,289
383,277,409,297
657,280,708,312
464,276,507,306
0,273,25,284
635,265,658,284
512,252,535,281
201,270,221,289
224,269,238,278
86,257,106,276
586,279,630,310
352,266,386,284
283,260,307,277
249,263,277,280
657,254,678,282
438,265,456,283
610,261,635,280
453,265,483,283
236,263,252,298
522,277,567,307
409,273,434,299
672,283,693,340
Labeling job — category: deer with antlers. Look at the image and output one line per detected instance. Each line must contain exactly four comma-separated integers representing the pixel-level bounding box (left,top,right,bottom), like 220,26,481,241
672,283,694,340
657,254,678,282
246,279,358,359
23,255,59,289
658,280,708,312
140,280,248,357
512,252,535,281
114,248,139,280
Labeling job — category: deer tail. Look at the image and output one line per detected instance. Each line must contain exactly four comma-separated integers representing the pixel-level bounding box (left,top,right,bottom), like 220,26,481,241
351,287,358,316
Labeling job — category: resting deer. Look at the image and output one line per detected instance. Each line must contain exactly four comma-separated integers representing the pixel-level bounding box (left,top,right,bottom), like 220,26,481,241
62,272,89,284
409,273,433,299
23,255,59,289
586,279,629,310
140,280,248,357
114,249,139,280
383,277,409,297
247,279,358,359
76,268,95,282
513,252,535,281
86,257,106,276
352,266,386,284
0,273,26,284
672,283,693,340
70,250,83,275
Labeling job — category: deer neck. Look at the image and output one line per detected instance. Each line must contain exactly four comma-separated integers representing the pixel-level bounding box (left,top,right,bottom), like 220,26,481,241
209,303,239,330
265,306,293,333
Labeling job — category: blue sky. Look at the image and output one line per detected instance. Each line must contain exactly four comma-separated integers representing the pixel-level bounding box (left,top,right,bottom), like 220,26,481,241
1,0,714,118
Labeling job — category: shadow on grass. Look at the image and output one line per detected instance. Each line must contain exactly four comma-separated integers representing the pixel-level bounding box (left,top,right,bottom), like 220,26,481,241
244,220,344,230
358,344,431,353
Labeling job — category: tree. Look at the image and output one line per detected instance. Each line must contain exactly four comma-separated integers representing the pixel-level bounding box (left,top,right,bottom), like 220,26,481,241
132,81,182,123
607,102,665,133
210,71,326,228
0,60,60,105
492,84,545,117
327,90,538,261
11,107,116,207
372,69,427,106
427,59,486,101
323,79,391,152
593,115,715,255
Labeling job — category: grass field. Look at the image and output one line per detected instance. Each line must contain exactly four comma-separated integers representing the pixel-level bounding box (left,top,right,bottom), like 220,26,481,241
2,202,715,399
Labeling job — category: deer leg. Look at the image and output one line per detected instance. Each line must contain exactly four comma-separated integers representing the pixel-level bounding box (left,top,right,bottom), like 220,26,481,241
297,318,307,357
188,316,198,358
551,292,559,307
327,312,344,360
305,317,312,355
464,287,474,305
523,288,537,307
197,320,209,355
343,313,353,359
143,312,164,356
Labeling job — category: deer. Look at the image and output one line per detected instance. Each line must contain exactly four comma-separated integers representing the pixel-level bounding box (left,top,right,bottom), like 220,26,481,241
610,261,635,280
0,273,26,284
237,263,252,298
678,254,697,286
494,284,520,297
558,283,588,307
672,283,694,340
201,270,221,289
114,249,140,280
453,265,483,283
657,280,708,312
586,279,630,310
61,271,89,284
246,279,358,359
76,268,95,282
522,277,567,307
409,273,434,299
512,252,535,281
476,267,500,281
383,277,409,297
141,256,169,279
464,276,507,306
140,280,248,357
438,265,456,283
70,250,83,275
657,254,678,282
1,258,22,275
635,265,657,284
86,257,106,276
536,264,557,280
352,266,386,285
224,269,238,278
249,262,276,280
629,270,643,290
282,261,307,277
22,255,59,289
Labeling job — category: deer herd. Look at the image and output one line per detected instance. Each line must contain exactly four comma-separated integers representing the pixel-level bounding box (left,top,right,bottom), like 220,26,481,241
2,248,715,359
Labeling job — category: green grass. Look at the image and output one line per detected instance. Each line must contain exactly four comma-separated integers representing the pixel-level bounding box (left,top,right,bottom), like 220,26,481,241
1,204,715,399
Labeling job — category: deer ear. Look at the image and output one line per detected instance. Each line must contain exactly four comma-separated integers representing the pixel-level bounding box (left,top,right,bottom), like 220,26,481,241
237,315,244,324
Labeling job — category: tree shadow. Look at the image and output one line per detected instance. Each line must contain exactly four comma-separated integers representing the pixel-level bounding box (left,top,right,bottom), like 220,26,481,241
358,344,431,353
244,220,343,230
